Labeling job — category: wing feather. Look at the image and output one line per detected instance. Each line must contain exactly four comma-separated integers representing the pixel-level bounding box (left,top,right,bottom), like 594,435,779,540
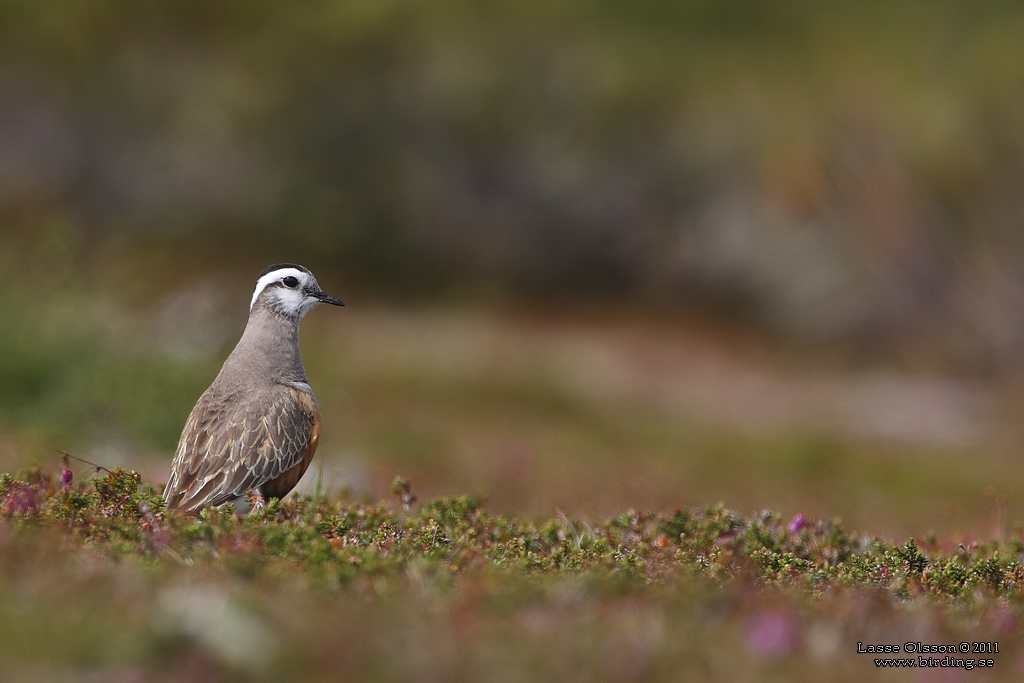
164,384,319,514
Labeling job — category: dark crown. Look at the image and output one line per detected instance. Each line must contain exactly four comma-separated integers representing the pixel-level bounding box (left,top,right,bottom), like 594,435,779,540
257,263,312,280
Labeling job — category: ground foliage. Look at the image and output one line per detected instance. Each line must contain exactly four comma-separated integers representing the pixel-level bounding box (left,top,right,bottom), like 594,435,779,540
4,466,1022,598
2,465,1024,681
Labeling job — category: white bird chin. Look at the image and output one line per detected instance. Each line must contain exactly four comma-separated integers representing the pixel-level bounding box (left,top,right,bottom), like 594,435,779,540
299,297,323,317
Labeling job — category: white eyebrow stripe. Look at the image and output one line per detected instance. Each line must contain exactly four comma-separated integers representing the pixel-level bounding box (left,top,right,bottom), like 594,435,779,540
250,267,307,309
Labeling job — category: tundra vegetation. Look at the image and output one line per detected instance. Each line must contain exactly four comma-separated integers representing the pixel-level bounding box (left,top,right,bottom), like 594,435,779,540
0,465,1022,682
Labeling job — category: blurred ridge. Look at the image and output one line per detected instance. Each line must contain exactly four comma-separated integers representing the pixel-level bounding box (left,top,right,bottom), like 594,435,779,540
3,2,1024,366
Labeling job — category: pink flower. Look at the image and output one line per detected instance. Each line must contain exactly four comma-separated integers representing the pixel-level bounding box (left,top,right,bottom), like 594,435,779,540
59,461,74,490
745,611,795,658
787,513,807,534
4,487,36,514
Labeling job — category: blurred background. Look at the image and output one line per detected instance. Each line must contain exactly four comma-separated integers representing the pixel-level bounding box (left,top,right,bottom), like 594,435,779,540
3,0,1024,538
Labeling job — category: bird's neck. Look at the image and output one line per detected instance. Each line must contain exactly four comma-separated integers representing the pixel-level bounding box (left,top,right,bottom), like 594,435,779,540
223,307,307,384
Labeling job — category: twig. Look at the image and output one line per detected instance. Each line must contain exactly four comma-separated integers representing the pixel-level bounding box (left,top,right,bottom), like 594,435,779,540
55,449,113,475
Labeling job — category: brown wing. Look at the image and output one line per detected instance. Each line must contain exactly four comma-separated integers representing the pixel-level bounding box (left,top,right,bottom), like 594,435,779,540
164,384,320,514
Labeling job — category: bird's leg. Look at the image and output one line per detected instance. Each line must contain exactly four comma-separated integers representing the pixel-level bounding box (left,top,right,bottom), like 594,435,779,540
246,488,266,515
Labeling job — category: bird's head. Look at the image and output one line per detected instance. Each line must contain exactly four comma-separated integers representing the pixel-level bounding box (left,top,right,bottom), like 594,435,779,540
250,264,344,320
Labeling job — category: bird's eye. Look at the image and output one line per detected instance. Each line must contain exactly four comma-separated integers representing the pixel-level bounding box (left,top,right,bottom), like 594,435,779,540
282,276,299,288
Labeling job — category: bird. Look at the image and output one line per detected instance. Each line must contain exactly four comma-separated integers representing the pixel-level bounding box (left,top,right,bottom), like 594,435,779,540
163,263,344,514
